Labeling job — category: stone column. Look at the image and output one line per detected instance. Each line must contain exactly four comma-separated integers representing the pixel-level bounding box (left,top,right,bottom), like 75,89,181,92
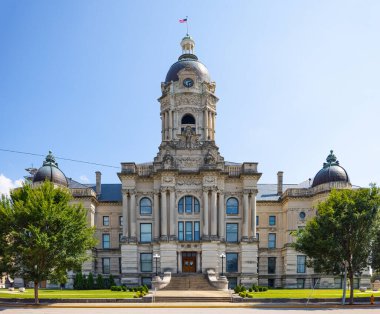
212,112,216,140
251,191,257,238
169,188,176,239
218,192,225,240
153,192,160,241
204,109,208,140
208,111,212,140
210,189,217,238
165,111,169,140
161,113,165,141
122,192,129,237
243,192,249,241
168,110,172,140
130,191,136,241
160,189,167,240
203,189,209,239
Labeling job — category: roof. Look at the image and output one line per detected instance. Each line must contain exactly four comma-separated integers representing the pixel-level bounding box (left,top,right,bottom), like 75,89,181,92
256,184,298,201
89,184,122,202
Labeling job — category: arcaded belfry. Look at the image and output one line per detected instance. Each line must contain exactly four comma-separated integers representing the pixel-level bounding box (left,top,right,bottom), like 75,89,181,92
18,35,369,290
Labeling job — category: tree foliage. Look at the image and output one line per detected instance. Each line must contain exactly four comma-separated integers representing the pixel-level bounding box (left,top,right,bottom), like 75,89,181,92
293,186,380,304
0,181,96,303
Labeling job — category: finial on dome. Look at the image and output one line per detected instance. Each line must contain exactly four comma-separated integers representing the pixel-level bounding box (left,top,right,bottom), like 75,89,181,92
43,151,58,167
323,150,339,168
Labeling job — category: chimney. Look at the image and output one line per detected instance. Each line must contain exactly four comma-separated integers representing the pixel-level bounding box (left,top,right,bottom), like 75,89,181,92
96,171,102,195
277,171,283,195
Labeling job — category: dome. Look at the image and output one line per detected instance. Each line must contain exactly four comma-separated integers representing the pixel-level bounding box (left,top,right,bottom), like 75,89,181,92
165,35,210,83
33,151,68,187
311,150,350,188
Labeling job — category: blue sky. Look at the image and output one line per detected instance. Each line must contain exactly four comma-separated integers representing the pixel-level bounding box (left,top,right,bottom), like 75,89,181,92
0,0,379,193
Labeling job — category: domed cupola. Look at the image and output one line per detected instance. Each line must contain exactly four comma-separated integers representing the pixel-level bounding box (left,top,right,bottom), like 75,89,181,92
33,151,68,187
165,35,210,83
311,150,350,188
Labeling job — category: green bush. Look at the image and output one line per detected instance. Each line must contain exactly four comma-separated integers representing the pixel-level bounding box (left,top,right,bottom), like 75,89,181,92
121,285,127,291
96,274,104,289
234,284,247,294
239,291,249,298
109,275,116,288
248,288,253,292
87,273,95,290
110,286,123,291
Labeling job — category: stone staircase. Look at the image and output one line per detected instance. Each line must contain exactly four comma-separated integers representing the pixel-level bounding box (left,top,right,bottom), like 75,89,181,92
161,273,217,291
154,274,232,303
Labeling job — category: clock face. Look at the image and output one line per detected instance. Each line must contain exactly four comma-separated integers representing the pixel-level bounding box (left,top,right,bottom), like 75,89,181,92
183,78,194,88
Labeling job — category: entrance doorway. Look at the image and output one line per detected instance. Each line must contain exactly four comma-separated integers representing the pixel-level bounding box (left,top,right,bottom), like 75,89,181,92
182,252,196,272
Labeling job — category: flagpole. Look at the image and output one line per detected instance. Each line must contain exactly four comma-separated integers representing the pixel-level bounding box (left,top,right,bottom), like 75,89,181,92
186,16,189,35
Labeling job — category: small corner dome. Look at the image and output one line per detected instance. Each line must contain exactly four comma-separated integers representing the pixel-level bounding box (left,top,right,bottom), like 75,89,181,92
33,151,68,187
311,150,350,188
165,35,210,83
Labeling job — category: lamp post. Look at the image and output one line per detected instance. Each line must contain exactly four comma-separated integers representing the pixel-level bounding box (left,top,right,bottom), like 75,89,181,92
153,254,160,276
220,253,226,276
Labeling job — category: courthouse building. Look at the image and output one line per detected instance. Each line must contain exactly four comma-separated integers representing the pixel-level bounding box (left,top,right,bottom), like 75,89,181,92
27,35,367,289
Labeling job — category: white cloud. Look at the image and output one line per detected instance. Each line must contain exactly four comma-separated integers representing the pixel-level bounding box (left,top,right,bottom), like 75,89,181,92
0,174,24,196
79,175,89,183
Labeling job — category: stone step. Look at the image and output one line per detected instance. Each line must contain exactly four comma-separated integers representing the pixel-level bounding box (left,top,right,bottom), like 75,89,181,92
154,296,232,303
162,274,217,291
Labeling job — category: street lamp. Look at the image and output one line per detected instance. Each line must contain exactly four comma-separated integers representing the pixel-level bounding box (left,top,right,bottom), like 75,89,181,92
220,253,226,276
153,254,160,276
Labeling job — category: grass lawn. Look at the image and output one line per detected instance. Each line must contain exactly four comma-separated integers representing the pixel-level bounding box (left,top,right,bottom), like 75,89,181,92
246,289,380,299
0,289,135,299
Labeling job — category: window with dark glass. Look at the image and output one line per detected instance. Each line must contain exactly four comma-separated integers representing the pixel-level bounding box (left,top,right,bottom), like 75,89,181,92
268,233,276,248
140,253,152,272
226,223,238,242
269,215,276,226
140,223,152,243
268,257,276,274
140,198,152,215
228,277,238,289
141,277,152,288
268,278,275,287
103,216,110,226
178,196,200,214
102,233,110,249
185,221,193,241
119,216,123,226
102,257,110,274
178,222,184,241
297,255,306,273
256,233,259,240
297,278,305,288
119,233,122,243
194,221,200,241
226,253,238,272
226,197,239,215
256,215,259,225
119,257,122,274
299,211,306,219
178,221,200,241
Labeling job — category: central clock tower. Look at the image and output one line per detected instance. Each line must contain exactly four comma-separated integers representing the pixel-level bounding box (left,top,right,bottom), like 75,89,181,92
155,35,223,171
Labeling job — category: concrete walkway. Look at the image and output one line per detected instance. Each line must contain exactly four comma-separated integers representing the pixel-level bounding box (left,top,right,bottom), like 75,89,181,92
154,290,230,297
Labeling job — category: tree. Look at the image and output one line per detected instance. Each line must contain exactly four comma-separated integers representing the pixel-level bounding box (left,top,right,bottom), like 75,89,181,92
87,272,95,290
96,274,104,289
293,186,380,304
0,181,96,303
371,227,380,272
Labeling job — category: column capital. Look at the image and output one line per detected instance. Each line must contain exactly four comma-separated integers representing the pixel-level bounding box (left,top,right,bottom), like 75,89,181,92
122,189,136,195
243,189,258,195
202,187,210,193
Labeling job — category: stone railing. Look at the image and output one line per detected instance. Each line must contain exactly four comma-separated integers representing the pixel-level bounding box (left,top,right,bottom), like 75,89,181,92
151,272,171,290
282,181,352,198
225,166,241,177
137,165,153,176
71,188,97,198
207,269,228,291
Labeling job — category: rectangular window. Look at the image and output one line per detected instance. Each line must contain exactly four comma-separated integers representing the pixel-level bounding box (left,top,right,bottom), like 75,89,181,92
140,223,152,243
268,233,276,248
140,253,152,272
178,198,184,214
185,221,193,241
228,277,238,289
178,222,184,241
102,257,110,274
102,233,110,249
226,223,238,242
256,215,259,226
269,215,276,226
226,253,238,272
297,278,305,288
256,233,259,240
297,255,306,273
268,257,276,274
313,278,320,288
119,233,123,243
142,277,152,288
194,199,200,213
194,222,200,241
268,278,275,287
103,216,110,226
185,196,192,213
119,257,122,274
119,216,123,226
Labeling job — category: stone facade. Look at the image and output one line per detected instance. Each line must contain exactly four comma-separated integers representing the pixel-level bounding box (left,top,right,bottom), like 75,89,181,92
25,35,370,289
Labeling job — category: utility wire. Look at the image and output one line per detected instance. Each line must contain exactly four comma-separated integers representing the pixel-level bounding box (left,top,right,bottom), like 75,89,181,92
0,148,119,169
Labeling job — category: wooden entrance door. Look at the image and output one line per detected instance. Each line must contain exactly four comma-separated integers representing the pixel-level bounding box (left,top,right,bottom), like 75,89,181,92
182,252,196,272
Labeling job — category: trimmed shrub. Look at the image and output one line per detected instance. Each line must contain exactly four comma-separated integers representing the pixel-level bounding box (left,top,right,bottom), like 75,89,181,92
248,288,253,292
109,275,116,288
96,274,104,289
87,273,95,290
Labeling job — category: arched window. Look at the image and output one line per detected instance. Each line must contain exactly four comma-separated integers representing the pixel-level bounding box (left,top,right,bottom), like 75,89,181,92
181,114,195,124
178,195,200,214
226,197,239,215
140,197,152,215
